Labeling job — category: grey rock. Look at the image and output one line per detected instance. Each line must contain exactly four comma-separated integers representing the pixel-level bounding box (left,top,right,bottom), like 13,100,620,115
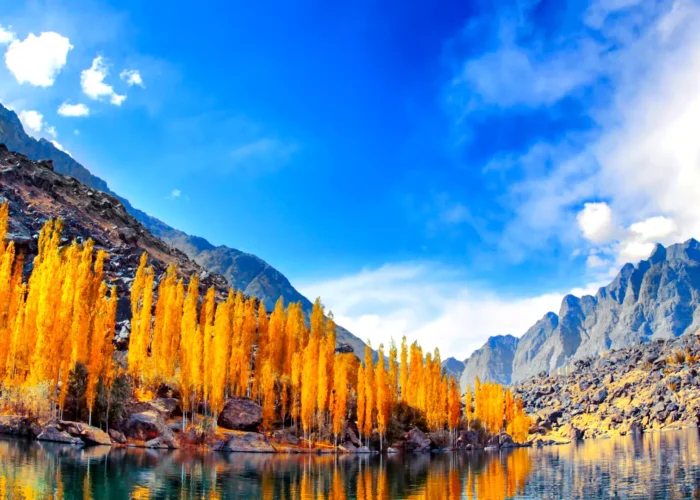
215,432,275,453
217,398,263,431
404,427,431,453
122,411,176,443
591,389,608,405
108,429,127,444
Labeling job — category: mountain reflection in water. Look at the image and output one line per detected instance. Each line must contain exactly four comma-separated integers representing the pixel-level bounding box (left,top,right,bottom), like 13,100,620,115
0,428,698,499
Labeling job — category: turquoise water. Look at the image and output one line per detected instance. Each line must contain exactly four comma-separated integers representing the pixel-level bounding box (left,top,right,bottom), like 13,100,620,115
0,428,699,499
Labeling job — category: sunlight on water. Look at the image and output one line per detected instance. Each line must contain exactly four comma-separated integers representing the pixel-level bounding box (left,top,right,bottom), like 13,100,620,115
0,429,698,499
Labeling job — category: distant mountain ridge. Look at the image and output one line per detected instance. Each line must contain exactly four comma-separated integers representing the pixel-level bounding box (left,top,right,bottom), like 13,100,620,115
0,103,367,355
461,239,700,387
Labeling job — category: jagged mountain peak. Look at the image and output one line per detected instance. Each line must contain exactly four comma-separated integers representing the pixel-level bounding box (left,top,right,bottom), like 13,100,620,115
463,237,700,386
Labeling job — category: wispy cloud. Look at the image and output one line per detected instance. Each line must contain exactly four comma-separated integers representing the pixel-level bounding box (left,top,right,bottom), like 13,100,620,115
299,262,605,360
230,138,298,171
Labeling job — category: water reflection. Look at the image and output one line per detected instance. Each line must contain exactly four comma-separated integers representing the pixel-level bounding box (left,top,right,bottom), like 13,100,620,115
0,429,698,499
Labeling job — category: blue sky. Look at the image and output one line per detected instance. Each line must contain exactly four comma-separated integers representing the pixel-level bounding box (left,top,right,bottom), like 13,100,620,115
2,0,700,359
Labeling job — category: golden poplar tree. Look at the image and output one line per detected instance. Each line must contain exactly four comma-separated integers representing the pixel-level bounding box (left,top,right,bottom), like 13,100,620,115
260,359,276,430
128,253,153,382
356,364,365,443
363,344,374,442
179,276,200,425
267,297,286,375
210,297,232,419
375,344,389,451
399,336,408,402
332,353,350,446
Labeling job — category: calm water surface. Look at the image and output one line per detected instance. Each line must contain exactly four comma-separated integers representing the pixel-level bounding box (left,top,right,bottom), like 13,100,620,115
0,428,699,499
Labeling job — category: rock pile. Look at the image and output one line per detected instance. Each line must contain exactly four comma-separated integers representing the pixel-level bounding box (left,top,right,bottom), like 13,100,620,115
514,335,700,443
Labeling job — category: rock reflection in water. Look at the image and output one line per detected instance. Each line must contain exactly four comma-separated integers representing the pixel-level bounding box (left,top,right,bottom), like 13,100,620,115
0,428,698,499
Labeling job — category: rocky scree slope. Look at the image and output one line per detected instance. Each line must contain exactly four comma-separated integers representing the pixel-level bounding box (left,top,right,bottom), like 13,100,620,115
0,104,366,355
0,145,229,335
514,334,700,444
461,240,700,386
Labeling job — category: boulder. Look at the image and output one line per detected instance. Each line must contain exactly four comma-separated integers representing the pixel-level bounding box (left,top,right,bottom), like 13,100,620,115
122,410,176,443
354,446,372,453
217,398,263,431
59,421,111,446
108,429,127,444
338,443,357,453
127,398,181,419
37,425,83,446
343,426,362,447
456,430,479,448
591,389,608,405
404,427,431,453
628,421,643,435
499,433,516,448
272,429,299,445
386,447,400,454
145,435,179,449
149,398,181,418
0,416,34,437
214,432,275,453
561,424,583,441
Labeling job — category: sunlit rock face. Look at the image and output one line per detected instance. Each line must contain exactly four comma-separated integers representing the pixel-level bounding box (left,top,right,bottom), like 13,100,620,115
465,239,700,384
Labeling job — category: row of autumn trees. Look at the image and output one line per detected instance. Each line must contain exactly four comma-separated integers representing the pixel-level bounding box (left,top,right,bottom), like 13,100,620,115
0,204,117,425
126,253,530,446
0,206,530,444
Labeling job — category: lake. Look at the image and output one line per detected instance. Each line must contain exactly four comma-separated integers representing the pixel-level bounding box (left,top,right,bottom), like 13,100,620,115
0,428,699,499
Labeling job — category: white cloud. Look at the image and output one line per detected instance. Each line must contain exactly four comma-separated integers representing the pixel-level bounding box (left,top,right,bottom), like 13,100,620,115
18,110,43,133
5,32,72,87
45,126,57,138
171,189,181,198
81,56,126,105
617,216,679,262
50,140,70,156
58,102,90,117
299,262,604,360
453,1,700,266
0,25,15,45
120,69,144,87
586,253,607,268
577,202,617,244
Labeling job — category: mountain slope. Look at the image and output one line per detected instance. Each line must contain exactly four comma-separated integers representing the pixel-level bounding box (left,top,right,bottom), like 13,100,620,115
463,239,700,385
459,335,519,389
0,145,229,326
441,357,465,381
0,103,367,355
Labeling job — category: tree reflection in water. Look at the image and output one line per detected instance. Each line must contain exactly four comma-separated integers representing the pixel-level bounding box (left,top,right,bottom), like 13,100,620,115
0,429,698,499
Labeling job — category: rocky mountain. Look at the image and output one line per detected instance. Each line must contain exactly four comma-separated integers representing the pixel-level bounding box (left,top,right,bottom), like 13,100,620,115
459,335,519,389
441,357,465,381
0,145,228,325
463,239,700,385
0,103,366,355
515,333,700,444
